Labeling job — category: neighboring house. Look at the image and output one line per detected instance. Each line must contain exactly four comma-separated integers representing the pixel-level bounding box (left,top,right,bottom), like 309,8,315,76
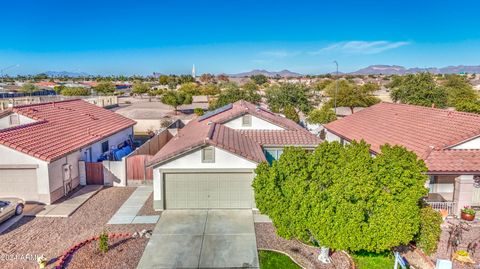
148,100,321,210
0,99,136,204
324,102,480,215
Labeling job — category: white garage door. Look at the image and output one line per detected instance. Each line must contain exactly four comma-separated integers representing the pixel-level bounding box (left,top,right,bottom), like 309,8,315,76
0,168,38,202
165,172,254,209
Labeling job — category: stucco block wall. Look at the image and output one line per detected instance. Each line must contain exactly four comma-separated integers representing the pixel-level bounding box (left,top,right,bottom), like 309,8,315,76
103,159,127,187
223,115,284,130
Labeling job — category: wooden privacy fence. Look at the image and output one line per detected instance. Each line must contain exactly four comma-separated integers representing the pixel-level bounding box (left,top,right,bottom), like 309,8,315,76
127,155,153,181
85,162,104,185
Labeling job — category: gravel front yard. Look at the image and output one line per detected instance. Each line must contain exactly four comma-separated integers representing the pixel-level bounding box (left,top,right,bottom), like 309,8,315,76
0,187,155,269
433,220,480,269
255,223,353,269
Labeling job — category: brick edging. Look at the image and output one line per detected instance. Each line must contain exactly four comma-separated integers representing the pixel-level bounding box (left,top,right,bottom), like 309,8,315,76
54,233,131,269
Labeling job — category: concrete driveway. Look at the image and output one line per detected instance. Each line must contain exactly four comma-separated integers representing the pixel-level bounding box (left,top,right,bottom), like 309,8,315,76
137,210,259,269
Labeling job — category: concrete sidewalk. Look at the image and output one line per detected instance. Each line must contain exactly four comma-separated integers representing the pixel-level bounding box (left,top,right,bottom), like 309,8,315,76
31,185,102,218
108,185,159,225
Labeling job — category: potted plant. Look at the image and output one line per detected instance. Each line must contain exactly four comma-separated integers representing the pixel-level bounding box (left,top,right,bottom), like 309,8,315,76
460,206,476,221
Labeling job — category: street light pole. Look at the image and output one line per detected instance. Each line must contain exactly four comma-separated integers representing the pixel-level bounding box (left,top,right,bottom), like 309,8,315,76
333,61,339,114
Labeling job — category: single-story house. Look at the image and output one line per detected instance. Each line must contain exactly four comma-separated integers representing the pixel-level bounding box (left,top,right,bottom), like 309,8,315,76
324,102,480,215
148,100,322,210
0,99,136,204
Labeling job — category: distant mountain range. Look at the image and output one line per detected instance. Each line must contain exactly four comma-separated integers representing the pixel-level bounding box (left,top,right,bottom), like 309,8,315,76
229,69,302,77
349,65,480,75
42,71,90,77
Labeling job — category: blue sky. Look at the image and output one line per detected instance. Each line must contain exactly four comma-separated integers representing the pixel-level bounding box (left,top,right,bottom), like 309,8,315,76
1,0,480,75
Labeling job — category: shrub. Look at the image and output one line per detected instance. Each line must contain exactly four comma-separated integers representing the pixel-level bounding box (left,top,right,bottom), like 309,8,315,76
416,206,442,255
194,107,204,116
99,230,109,254
61,87,90,96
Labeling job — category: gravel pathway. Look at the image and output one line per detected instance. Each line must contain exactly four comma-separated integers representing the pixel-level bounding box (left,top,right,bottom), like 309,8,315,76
255,223,352,269
0,187,155,269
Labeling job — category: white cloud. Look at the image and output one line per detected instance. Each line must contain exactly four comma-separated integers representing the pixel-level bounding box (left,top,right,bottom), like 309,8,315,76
311,41,410,55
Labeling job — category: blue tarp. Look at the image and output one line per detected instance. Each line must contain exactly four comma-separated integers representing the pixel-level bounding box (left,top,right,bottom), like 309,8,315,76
112,145,132,160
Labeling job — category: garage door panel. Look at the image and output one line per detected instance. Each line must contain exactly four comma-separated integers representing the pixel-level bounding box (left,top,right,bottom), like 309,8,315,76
165,173,253,209
0,168,38,202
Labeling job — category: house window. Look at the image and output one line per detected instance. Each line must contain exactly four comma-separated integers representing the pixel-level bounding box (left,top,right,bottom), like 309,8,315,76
101,141,109,153
242,114,252,127
265,148,284,164
202,147,215,163
9,115,19,126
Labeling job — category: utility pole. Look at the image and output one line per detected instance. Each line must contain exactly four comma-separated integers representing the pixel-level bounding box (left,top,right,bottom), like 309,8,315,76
333,61,339,114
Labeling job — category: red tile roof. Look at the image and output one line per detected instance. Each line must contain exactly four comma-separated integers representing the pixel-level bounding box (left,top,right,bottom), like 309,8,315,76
148,100,321,166
0,99,136,162
324,102,480,173
425,150,480,173
240,130,320,146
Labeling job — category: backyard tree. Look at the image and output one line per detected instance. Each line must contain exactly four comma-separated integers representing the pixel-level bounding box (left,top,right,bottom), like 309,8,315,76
209,82,261,109
132,81,150,96
306,105,337,124
178,82,201,96
265,83,313,115
324,80,380,114
253,141,429,262
200,83,220,96
388,73,447,108
161,90,192,114
94,81,116,95
283,105,300,122
250,74,268,85
21,83,39,95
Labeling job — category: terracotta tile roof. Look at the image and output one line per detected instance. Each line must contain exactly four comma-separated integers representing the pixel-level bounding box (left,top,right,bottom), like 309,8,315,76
0,99,136,162
324,102,480,173
148,120,265,165
204,100,305,131
324,102,480,157
240,130,321,146
148,100,320,166
425,150,480,173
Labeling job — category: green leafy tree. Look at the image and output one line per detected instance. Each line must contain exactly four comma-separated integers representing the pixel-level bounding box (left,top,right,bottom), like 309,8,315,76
253,141,429,256
178,82,201,96
210,82,261,109
21,83,39,95
455,99,480,114
325,80,380,114
442,74,478,106
53,85,66,94
61,87,90,96
415,206,443,255
200,83,220,96
250,74,268,85
159,75,170,85
307,105,337,124
94,81,116,95
132,81,150,96
283,105,300,122
389,73,447,108
161,90,192,114
265,83,313,114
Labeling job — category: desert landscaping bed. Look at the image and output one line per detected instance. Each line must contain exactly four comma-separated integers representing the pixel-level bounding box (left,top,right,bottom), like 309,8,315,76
255,223,353,269
0,187,155,269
